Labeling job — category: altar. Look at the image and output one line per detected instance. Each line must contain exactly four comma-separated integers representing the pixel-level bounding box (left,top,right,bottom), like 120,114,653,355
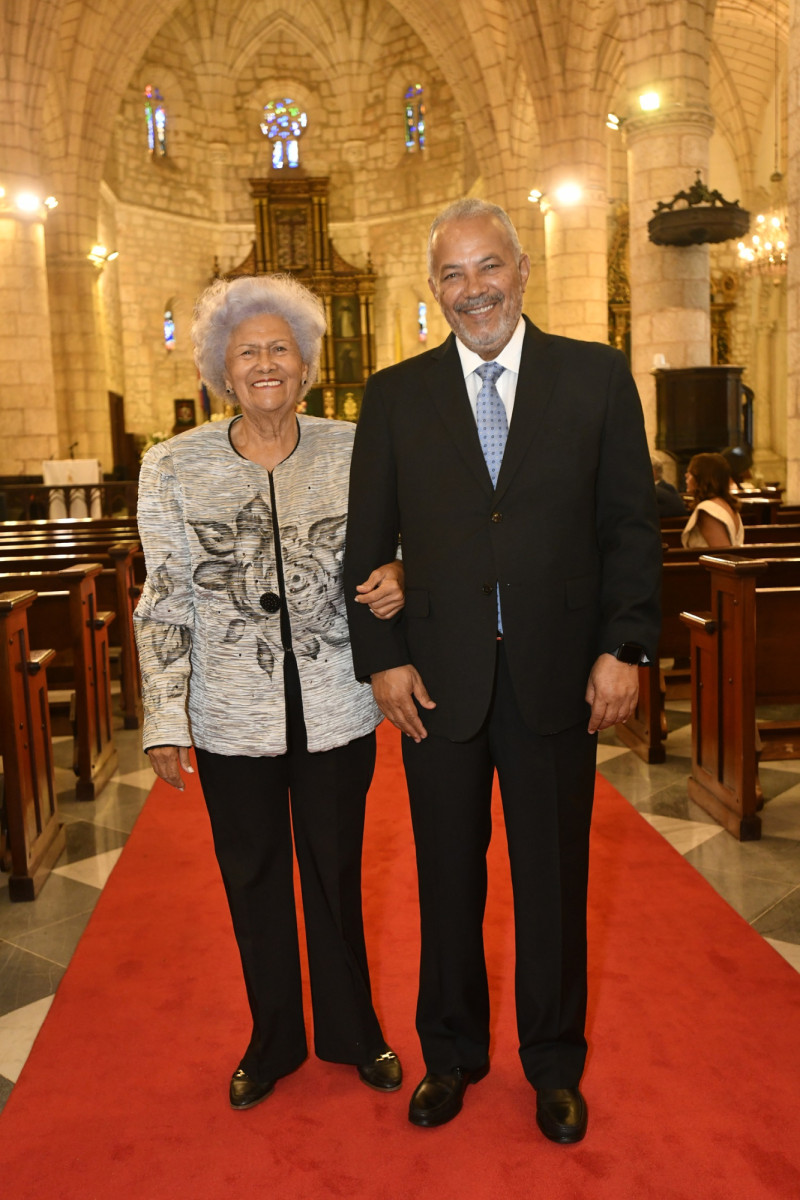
41,459,103,517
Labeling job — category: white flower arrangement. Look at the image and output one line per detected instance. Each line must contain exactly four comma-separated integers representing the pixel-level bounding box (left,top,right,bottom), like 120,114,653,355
140,430,169,459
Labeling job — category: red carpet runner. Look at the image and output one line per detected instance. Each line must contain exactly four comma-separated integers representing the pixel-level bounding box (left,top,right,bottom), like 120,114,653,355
2,723,800,1198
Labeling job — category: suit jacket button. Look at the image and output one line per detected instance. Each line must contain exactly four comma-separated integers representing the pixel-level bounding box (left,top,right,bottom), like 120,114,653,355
491,511,503,523
482,583,493,595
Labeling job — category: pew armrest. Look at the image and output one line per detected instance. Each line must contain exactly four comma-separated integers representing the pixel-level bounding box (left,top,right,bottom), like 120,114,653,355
26,647,57,674
679,610,716,633
92,609,116,630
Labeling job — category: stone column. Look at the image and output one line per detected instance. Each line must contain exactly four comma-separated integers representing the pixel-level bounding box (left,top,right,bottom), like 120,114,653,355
625,107,715,442
536,129,609,344
0,181,60,474
541,183,609,344
786,0,800,503
46,251,113,468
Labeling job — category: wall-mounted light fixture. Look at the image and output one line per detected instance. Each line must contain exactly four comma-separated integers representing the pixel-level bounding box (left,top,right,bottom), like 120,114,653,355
607,113,621,131
527,184,584,213
0,188,59,218
87,244,120,267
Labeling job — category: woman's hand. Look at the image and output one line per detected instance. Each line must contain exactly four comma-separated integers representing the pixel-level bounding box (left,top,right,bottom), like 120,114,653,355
147,745,194,790
354,559,405,619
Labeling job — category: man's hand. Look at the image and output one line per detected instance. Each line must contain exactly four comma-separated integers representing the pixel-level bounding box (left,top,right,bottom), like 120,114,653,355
371,664,435,741
354,560,405,620
585,653,640,734
147,745,194,790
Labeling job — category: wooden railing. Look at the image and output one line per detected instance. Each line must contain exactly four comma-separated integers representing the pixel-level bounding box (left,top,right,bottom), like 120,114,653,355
0,481,138,521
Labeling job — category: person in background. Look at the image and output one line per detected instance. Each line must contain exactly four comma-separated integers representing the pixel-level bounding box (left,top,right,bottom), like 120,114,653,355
344,198,661,1145
135,273,404,1113
721,444,756,493
681,452,744,548
651,455,688,517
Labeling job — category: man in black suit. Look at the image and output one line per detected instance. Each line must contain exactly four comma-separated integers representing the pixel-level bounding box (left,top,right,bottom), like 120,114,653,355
344,199,661,1143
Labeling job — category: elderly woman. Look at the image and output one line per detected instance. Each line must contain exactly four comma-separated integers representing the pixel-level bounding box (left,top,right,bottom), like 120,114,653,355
134,273,403,1111
681,452,744,548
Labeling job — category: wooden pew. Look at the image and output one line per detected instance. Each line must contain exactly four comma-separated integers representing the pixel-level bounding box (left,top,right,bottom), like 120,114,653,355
0,528,141,552
680,555,800,840
0,591,65,899
665,541,800,564
0,566,118,800
616,554,800,764
0,516,139,539
660,523,800,549
659,497,779,532
0,543,143,729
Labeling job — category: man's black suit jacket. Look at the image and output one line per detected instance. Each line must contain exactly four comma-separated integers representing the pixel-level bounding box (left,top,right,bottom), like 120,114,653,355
344,317,662,742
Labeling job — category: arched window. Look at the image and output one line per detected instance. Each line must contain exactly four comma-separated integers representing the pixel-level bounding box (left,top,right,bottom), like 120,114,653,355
145,86,167,156
260,99,307,169
405,84,425,152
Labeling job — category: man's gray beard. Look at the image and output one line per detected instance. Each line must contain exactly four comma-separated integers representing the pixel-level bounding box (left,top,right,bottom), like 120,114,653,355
448,293,523,355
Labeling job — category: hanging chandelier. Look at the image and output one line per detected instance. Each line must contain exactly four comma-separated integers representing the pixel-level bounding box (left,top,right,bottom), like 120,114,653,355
737,181,788,274
738,3,788,275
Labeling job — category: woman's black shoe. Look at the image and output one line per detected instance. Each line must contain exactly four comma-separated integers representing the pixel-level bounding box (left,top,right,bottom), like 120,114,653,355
357,1047,402,1091
229,1067,276,1110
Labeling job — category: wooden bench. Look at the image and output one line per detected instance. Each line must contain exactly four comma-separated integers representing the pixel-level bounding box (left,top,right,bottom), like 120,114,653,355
680,555,800,840
665,541,800,564
660,523,800,549
0,542,143,729
616,554,800,764
0,516,139,538
0,591,65,899
0,565,118,800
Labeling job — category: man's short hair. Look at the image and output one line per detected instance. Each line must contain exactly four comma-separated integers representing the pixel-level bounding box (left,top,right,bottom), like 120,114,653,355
427,199,523,276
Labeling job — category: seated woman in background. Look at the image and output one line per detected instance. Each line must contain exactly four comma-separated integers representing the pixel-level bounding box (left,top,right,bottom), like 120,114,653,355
681,452,744,548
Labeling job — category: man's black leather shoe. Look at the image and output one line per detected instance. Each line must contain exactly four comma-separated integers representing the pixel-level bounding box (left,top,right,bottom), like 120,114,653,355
229,1067,276,1110
357,1047,402,1091
535,1087,588,1144
408,1063,489,1127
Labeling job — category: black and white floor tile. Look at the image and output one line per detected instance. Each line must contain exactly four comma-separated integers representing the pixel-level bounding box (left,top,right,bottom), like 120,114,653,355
1,700,799,1114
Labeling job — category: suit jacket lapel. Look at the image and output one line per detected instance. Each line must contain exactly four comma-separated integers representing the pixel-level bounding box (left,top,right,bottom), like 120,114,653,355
494,318,561,503
426,335,494,495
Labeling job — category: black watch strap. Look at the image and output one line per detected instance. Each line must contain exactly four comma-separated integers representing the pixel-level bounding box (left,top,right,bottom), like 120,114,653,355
613,642,645,665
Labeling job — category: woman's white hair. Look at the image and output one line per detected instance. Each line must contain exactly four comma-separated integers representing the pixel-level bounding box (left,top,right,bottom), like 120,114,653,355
192,273,327,399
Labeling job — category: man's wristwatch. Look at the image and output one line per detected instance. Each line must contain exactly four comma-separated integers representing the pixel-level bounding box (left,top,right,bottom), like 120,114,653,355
613,642,645,665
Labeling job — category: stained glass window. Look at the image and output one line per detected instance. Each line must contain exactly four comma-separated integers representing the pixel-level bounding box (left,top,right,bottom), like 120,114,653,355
418,301,428,343
261,99,307,169
405,84,425,151
145,86,167,156
164,304,175,350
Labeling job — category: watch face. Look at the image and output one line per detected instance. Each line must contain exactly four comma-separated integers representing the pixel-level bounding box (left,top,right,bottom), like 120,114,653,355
616,643,644,664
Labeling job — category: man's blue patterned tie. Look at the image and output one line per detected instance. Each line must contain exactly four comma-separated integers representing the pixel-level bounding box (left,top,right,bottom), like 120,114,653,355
475,361,507,631
475,361,507,487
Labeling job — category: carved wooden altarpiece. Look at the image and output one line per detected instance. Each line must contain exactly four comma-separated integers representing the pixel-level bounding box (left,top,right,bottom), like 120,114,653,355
225,176,376,422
